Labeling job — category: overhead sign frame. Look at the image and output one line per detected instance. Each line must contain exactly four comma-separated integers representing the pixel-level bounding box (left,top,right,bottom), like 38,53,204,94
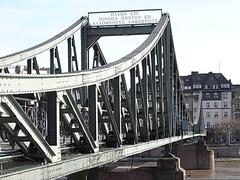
88,9,162,27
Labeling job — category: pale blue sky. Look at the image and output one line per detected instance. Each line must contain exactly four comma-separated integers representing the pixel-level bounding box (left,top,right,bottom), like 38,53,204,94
0,0,240,83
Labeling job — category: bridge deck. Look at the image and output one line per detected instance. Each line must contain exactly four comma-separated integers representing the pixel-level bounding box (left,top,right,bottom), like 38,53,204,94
0,134,204,180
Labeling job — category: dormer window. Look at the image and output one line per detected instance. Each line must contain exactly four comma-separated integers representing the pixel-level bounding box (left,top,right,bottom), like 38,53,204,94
205,85,211,89
213,85,219,89
193,84,202,89
221,84,230,88
184,86,191,90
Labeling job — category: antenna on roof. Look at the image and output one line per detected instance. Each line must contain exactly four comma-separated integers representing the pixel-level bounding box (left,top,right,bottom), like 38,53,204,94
218,60,221,73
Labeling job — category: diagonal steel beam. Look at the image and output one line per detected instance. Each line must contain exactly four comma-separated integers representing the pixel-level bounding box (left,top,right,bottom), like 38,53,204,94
99,83,122,147
130,67,138,139
32,57,40,74
136,65,149,141
72,35,79,71
61,112,80,145
0,122,29,154
121,74,138,144
147,54,159,139
0,95,56,162
54,46,62,73
156,39,165,138
112,76,122,139
142,58,150,139
150,48,159,139
93,42,108,66
62,90,98,152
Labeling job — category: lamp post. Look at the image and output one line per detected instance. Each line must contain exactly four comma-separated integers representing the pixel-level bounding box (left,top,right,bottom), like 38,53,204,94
227,124,231,144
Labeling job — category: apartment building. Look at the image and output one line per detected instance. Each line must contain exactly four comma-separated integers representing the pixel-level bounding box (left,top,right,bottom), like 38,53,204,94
181,71,232,128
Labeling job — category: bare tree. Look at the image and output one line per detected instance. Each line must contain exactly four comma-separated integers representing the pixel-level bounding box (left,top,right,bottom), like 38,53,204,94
213,118,240,144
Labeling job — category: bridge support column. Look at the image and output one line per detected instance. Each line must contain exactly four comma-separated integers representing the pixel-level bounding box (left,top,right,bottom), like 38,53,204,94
156,156,185,180
46,91,61,162
173,140,215,170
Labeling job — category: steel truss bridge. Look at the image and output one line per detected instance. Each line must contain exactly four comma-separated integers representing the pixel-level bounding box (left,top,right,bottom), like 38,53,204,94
0,10,204,179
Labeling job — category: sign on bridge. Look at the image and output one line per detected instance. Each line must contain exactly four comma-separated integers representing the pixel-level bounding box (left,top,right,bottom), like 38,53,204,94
88,9,162,27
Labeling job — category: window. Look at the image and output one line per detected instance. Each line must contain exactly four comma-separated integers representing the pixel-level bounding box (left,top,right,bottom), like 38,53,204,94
207,112,210,118
139,119,144,127
235,102,240,111
214,112,219,118
193,96,198,102
205,85,211,89
214,102,218,108
205,93,210,98
212,85,219,89
184,86,191,90
206,102,210,108
207,122,211,128
214,93,219,98
223,93,228,99
193,84,202,89
221,84,230,88
224,112,228,117
223,102,228,108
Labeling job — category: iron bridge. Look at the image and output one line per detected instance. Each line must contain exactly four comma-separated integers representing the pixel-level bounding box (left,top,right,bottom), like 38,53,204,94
0,9,204,180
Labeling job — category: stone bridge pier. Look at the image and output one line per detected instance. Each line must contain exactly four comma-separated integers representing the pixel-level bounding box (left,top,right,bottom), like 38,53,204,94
172,139,215,170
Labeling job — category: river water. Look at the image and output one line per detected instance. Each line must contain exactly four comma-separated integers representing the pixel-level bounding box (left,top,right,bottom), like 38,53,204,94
186,159,240,179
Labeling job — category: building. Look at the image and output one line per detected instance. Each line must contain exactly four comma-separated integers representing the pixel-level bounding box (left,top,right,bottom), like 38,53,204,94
181,71,232,128
232,85,240,121
5,65,50,74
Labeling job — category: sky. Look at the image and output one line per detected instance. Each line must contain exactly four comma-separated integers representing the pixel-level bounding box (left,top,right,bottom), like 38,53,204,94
0,0,240,83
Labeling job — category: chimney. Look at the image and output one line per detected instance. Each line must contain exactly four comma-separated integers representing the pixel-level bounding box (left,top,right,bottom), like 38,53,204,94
191,71,198,75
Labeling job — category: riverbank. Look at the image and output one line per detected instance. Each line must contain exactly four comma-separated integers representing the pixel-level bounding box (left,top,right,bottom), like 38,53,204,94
186,158,240,179
215,157,240,162
210,144,240,158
